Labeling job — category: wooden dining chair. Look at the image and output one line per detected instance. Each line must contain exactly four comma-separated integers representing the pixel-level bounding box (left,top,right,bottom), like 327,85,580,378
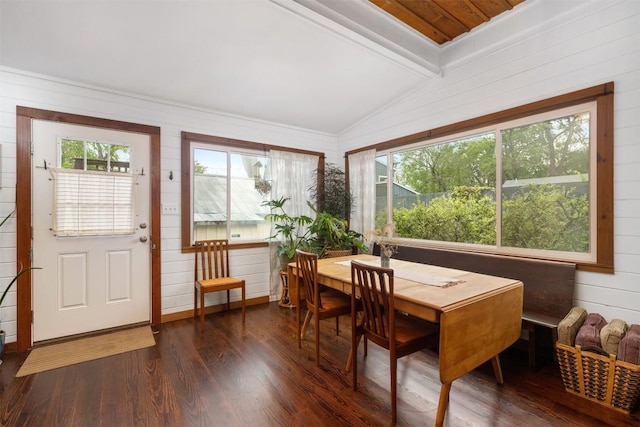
194,239,246,329
350,260,439,423
296,249,352,367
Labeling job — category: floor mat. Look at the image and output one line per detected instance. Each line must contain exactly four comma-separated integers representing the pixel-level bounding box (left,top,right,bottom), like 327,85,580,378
16,326,155,377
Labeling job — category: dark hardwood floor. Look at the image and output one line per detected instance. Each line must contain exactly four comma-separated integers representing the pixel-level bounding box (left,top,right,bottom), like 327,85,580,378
0,302,638,426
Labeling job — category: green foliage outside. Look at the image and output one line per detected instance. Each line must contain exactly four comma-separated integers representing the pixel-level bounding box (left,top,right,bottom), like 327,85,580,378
502,184,589,252
396,134,496,194
193,160,207,174
501,114,589,181
393,186,496,245
61,139,128,169
389,184,589,253
385,111,591,254
395,114,588,195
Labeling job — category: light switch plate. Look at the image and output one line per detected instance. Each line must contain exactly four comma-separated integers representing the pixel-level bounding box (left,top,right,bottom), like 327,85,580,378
162,204,179,215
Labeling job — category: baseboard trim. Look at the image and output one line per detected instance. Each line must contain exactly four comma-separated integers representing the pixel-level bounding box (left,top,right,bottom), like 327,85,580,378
160,296,270,323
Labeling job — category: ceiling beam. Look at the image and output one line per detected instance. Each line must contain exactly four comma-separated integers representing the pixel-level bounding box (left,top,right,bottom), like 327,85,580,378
286,0,442,77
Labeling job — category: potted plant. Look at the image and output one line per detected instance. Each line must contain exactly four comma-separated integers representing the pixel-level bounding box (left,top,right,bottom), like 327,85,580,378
364,223,397,268
309,163,353,221
262,197,313,270
307,206,367,258
307,163,366,257
0,263,38,359
0,210,41,361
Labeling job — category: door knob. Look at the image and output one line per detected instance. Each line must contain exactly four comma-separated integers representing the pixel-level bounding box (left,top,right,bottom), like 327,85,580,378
140,236,148,243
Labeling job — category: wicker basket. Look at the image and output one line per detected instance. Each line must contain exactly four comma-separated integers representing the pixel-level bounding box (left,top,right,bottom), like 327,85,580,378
323,249,353,258
556,342,640,413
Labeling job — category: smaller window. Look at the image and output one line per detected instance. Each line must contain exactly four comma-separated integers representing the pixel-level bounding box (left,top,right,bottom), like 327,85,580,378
61,139,130,173
181,131,324,251
191,144,271,243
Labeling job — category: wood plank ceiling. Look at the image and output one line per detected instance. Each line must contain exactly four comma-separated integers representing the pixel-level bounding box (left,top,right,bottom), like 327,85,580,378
369,0,526,45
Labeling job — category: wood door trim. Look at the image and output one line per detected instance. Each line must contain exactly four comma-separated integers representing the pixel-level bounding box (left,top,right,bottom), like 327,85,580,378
15,106,162,351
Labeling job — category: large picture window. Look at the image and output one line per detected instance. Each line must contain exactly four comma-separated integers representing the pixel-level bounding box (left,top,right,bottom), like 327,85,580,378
364,83,613,272
379,104,594,262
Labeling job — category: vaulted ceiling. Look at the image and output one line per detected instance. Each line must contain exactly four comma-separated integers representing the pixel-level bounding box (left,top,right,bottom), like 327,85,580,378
0,0,528,135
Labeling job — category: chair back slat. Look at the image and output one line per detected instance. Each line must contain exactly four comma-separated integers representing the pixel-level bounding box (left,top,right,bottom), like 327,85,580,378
296,250,321,309
194,240,231,281
351,261,394,344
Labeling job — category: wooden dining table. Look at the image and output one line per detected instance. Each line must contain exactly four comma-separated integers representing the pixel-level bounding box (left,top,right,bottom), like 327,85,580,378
288,254,523,427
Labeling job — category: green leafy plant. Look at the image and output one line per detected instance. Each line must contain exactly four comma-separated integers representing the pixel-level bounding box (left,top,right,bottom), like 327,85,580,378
262,197,313,268
309,163,353,220
0,210,41,333
307,206,367,257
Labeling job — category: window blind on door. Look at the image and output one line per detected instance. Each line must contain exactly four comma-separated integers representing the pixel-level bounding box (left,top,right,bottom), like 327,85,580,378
51,168,135,236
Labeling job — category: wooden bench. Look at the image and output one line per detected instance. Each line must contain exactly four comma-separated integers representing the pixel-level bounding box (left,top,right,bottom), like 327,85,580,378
384,245,576,370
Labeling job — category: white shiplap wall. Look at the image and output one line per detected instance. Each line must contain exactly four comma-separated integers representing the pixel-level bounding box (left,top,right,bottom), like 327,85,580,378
0,68,338,343
339,0,640,324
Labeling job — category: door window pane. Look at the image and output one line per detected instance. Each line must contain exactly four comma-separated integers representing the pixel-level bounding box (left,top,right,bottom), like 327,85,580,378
60,139,130,173
54,138,134,236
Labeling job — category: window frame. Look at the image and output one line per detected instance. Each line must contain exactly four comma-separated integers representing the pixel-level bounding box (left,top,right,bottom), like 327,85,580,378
181,132,323,253
345,82,614,273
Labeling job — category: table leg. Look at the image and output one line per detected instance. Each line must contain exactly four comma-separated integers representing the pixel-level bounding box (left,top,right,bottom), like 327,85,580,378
345,334,362,372
491,354,504,384
435,381,451,427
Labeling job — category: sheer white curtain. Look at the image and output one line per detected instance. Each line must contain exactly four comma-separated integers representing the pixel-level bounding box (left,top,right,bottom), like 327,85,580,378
271,151,317,220
348,149,376,242
269,150,318,300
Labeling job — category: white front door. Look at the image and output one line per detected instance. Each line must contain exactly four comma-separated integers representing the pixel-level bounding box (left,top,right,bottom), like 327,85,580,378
31,120,151,342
